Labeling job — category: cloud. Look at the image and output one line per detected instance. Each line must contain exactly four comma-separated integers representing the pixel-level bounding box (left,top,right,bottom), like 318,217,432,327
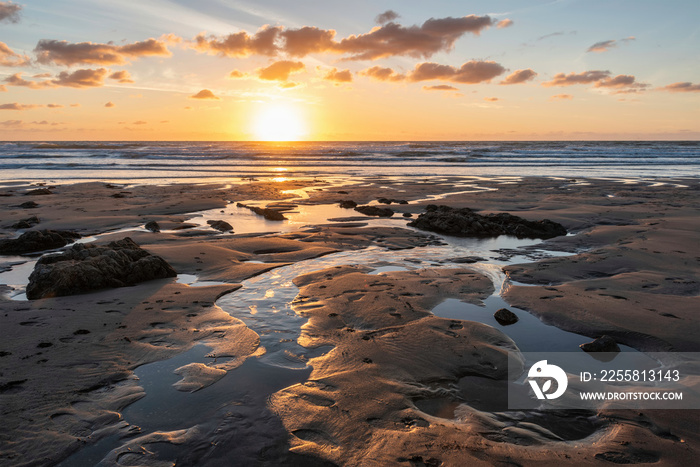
192,25,282,57
46,103,63,108
496,19,513,29
423,85,459,91
484,97,499,102
657,82,700,93
0,103,42,110
52,68,108,88
375,10,400,24
3,73,53,89
0,85,5,92
0,41,30,66
190,89,220,100
550,94,573,101
257,60,305,81
35,38,171,66
360,66,405,82
192,15,496,61
0,119,22,126
105,102,115,108
323,67,352,83
132,120,147,125
228,70,246,78
109,70,134,83
594,74,649,93
0,1,21,23
500,68,537,85
587,36,635,53
542,70,611,87
408,60,505,84
70,103,80,107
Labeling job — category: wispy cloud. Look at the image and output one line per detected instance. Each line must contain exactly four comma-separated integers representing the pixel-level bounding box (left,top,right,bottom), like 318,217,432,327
323,67,352,83
587,36,635,53
0,41,30,66
35,38,171,66
500,69,537,85
375,10,400,25
657,82,700,93
543,70,648,93
0,1,21,23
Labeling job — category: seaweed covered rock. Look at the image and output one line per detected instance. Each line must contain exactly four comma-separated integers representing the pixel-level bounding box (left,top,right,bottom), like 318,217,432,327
26,237,176,299
0,229,80,255
408,205,567,239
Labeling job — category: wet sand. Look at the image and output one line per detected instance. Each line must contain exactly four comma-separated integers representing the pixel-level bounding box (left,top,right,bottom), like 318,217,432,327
0,176,698,466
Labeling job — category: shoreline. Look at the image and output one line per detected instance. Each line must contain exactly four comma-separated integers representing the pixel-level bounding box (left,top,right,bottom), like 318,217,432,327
1,175,698,465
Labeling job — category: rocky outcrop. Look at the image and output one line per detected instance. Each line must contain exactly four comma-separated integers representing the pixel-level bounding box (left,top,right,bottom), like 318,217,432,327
377,198,408,205
408,205,567,239
207,220,233,232
580,335,620,353
26,237,176,299
11,216,40,229
144,221,160,232
19,201,39,209
354,205,394,217
0,230,80,255
25,188,53,196
339,200,358,209
237,203,287,221
494,308,519,326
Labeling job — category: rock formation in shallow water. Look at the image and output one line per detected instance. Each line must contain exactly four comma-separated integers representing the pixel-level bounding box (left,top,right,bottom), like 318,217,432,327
0,229,80,255
207,219,233,232
354,205,394,217
26,237,176,299
408,204,567,239
237,203,287,221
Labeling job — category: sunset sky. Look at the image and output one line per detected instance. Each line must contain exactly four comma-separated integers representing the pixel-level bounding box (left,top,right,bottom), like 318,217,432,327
1,0,699,141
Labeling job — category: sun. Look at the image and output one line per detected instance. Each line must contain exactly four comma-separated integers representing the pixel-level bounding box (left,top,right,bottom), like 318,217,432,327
252,103,307,141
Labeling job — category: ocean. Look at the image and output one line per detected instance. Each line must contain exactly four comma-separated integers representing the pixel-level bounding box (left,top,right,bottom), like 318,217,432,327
1,140,698,182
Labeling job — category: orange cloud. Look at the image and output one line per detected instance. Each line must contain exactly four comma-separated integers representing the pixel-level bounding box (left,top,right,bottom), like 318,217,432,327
360,66,405,82
228,70,246,78
109,70,134,83
0,103,42,110
587,36,635,53
280,27,336,57
35,38,171,66
323,68,352,83
3,73,53,89
657,82,700,93
550,94,573,101
484,97,499,102
594,74,648,93
0,1,21,23
496,19,513,28
46,103,63,108
422,85,459,91
375,10,400,24
190,89,220,100
257,60,305,81
408,60,505,84
0,85,6,92
500,68,537,85
105,101,115,107
0,41,30,66
192,25,282,57
542,70,611,87
52,68,108,88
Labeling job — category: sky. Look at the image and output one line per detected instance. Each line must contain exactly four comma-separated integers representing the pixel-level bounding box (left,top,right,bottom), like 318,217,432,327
1,0,699,141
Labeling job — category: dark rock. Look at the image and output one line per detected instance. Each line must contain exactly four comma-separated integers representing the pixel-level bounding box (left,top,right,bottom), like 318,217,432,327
494,308,519,325
238,203,287,221
19,201,39,209
580,335,620,352
111,192,130,198
26,237,177,300
354,205,394,217
449,256,485,264
207,220,233,232
339,200,357,209
144,221,160,233
337,190,348,194
0,230,81,255
377,197,391,204
377,198,408,205
0,192,13,197
402,212,413,218
25,188,53,196
408,205,567,239
11,216,40,229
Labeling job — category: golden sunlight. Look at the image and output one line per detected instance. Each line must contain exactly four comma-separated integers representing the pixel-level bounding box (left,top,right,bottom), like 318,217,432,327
252,103,307,141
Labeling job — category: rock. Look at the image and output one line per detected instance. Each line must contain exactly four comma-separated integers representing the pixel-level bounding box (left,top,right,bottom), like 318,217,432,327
238,203,287,221
408,205,567,239
207,220,233,232
354,205,394,217
402,212,413,218
580,335,620,353
19,201,39,209
25,188,53,196
449,256,485,264
0,230,81,255
339,200,358,209
11,216,40,229
111,192,129,198
337,190,349,194
377,198,408,205
26,237,177,299
494,308,519,325
144,221,160,233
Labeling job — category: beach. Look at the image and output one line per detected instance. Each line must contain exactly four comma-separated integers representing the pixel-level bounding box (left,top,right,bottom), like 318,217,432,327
0,174,697,466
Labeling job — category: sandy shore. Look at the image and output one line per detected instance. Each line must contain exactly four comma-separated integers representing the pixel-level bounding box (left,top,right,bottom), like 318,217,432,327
0,176,698,466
